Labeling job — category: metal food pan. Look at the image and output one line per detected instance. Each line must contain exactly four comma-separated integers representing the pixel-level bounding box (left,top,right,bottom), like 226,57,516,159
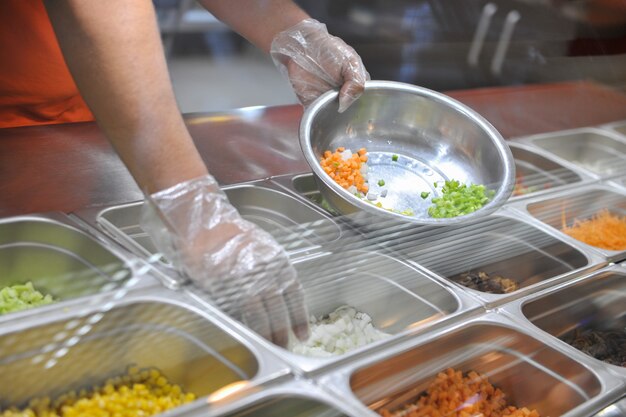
502,266,625,379
85,182,342,282
601,120,626,138
0,214,142,318
186,249,479,375
0,288,289,414
175,379,363,417
519,184,626,262
516,128,626,178
316,314,624,417
507,142,587,200
606,175,626,193
378,210,603,307
272,172,339,216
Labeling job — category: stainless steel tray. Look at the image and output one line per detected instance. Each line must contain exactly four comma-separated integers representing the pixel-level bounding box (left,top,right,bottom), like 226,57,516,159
173,379,363,417
365,208,605,307
501,265,625,380
0,286,290,414
510,184,626,262
0,213,156,320
316,313,625,417
601,120,626,139
514,127,626,179
75,181,343,287
184,249,480,375
507,142,589,201
272,172,335,214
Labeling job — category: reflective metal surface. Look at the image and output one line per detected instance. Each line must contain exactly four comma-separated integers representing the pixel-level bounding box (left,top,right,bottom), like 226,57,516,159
300,81,515,225
0,214,141,316
4,101,626,416
508,142,586,200
195,380,360,417
521,268,626,376
603,120,626,139
0,288,290,413
376,210,602,307
83,182,341,282
318,314,624,417
520,128,626,178
186,249,479,375
522,184,626,262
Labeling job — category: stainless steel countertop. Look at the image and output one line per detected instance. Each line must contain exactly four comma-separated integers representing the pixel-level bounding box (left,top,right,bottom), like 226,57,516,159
2,81,626,217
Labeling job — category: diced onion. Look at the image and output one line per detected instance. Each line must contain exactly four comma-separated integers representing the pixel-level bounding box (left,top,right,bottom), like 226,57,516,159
289,305,391,357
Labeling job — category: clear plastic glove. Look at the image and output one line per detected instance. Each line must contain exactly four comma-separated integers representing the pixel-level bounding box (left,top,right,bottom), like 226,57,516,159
140,175,309,347
270,18,369,113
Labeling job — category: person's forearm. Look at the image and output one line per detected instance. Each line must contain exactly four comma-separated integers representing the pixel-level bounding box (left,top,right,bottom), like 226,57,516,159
198,0,309,52
44,0,208,194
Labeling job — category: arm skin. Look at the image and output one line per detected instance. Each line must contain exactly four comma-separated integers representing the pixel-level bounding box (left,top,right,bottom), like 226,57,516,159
44,0,208,195
197,0,310,52
44,0,310,193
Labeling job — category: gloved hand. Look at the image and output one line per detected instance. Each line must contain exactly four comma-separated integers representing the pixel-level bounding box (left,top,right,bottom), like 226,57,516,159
271,18,369,113
140,175,309,347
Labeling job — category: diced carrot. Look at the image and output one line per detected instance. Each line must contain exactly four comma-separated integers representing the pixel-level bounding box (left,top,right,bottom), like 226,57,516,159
319,146,368,194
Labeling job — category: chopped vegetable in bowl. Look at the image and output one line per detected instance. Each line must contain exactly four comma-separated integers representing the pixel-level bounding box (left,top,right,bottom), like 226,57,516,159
0,282,55,315
428,180,495,219
320,147,369,196
320,147,495,219
289,305,390,357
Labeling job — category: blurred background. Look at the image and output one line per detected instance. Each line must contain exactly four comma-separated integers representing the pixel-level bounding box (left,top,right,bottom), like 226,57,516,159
157,0,626,113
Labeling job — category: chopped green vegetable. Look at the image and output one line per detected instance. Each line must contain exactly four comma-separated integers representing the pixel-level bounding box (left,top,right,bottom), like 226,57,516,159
0,282,55,314
433,182,438,188
421,191,430,199
392,154,399,162
378,179,385,186
428,180,495,218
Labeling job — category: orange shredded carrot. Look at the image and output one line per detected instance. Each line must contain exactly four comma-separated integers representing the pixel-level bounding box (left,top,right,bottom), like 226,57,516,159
320,147,368,194
562,209,626,251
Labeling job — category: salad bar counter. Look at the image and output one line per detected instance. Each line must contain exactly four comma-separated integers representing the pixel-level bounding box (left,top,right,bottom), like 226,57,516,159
1,84,626,417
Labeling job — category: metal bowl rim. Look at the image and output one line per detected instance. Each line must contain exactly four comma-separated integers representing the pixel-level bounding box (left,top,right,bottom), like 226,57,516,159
299,80,515,225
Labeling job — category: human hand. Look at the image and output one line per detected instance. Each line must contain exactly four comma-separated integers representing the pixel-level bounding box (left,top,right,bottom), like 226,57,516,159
270,18,369,113
140,175,309,347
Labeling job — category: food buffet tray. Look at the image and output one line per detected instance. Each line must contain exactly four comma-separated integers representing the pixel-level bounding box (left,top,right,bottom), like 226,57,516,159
0,286,291,413
508,184,626,262
506,142,592,201
513,127,626,179
500,265,625,381
601,120,626,138
184,248,481,376
74,180,344,288
0,213,159,322
354,208,606,308
315,312,625,417
171,379,364,417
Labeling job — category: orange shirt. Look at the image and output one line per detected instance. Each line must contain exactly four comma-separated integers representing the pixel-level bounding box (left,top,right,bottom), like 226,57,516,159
0,1,93,128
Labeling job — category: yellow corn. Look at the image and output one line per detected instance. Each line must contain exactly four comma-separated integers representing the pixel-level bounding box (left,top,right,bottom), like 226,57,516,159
1,368,196,417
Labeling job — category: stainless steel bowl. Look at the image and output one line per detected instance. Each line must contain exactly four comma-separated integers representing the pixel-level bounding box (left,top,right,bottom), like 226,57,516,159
300,81,515,225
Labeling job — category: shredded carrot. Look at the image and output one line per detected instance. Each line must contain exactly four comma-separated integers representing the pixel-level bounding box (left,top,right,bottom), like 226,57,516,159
380,368,541,417
320,147,368,194
561,209,626,251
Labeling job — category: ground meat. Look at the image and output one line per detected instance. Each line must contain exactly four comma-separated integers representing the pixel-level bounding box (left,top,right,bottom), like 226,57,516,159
562,327,626,367
456,271,519,294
